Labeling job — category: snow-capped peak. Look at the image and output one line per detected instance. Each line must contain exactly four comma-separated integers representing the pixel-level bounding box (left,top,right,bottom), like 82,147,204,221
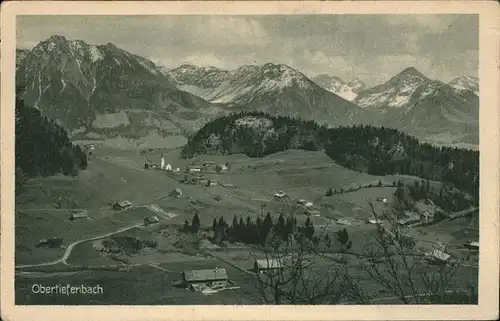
354,67,431,109
311,74,366,101
448,75,479,96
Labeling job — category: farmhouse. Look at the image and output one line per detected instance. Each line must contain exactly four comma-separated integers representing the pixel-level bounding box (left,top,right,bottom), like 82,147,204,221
366,218,383,224
336,218,352,226
207,180,218,187
420,211,434,222
297,199,307,205
113,201,133,211
273,191,289,201
464,241,479,250
36,237,63,248
426,249,451,265
254,259,285,273
182,268,228,290
186,166,202,173
144,215,160,226
376,197,389,204
304,202,314,208
215,164,229,172
190,176,205,185
84,143,96,150
304,209,320,216
69,211,88,220
198,179,209,185
170,188,183,198
203,161,216,167
397,213,421,226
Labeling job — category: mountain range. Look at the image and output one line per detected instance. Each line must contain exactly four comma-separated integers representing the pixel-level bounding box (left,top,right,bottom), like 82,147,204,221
166,63,367,126
352,67,479,144
15,35,479,147
311,74,367,101
15,35,223,142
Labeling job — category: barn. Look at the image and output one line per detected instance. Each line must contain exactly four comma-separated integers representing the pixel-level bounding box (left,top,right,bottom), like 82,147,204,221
182,268,228,290
69,211,88,220
170,188,183,198
113,201,133,211
144,216,160,226
36,237,63,248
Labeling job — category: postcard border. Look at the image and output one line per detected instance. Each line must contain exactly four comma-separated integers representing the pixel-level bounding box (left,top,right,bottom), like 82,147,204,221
1,1,499,321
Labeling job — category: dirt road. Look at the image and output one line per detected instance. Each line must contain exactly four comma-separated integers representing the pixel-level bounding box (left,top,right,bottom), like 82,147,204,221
15,223,143,269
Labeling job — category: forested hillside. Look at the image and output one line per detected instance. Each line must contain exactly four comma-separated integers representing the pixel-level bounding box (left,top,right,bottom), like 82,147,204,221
182,112,479,202
15,96,87,193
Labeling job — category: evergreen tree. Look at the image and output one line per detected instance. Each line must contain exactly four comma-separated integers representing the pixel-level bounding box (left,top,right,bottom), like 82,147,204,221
192,213,201,233
262,212,274,241
303,217,315,240
230,215,239,237
336,228,352,253
275,213,286,240
212,218,218,233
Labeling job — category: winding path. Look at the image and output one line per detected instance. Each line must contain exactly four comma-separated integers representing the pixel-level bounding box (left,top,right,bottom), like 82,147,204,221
15,223,143,269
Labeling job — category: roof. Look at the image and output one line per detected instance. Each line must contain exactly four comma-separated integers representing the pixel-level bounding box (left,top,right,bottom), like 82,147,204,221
430,249,451,261
337,219,352,225
398,217,420,224
367,219,383,224
183,268,228,282
274,191,287,197
297,199,307,204
71,212,88,218
171,188,183,194
255,259,284,269
468,241,479,247
117,201,132,207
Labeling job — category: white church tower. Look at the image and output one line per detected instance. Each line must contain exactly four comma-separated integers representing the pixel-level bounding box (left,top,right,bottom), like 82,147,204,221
160,152,165,169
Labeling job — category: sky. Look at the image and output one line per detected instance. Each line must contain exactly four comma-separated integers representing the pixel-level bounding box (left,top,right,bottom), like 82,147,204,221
17,14,478,86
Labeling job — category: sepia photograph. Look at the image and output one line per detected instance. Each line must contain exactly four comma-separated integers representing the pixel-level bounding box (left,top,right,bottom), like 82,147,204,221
1,1,499,321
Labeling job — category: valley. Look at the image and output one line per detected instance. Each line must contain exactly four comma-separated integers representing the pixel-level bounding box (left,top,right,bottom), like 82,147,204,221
16,144,479,305
13,28,480,306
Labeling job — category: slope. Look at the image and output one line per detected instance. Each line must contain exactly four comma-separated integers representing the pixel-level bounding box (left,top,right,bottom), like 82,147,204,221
15,35,225,141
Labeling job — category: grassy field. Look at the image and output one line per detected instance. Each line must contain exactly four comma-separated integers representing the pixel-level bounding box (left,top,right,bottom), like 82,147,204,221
15,146,478,304
14,147,453,265
16,259,259,305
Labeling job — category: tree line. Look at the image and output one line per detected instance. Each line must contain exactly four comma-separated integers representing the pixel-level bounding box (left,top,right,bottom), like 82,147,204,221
182,112,479,204
183,211,316,246
15,96,88,193
393,179,474,214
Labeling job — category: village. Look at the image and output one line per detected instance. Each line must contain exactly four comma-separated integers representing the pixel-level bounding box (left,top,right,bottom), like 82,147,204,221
15,144,480,302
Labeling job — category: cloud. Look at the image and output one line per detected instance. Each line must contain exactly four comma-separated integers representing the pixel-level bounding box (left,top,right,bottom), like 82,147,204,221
180,53,226,69
205,18,270,47
385,15,455,34
16,15,478,87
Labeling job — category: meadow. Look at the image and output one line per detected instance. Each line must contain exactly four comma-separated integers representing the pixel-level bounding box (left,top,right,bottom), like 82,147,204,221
15,145,478,304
